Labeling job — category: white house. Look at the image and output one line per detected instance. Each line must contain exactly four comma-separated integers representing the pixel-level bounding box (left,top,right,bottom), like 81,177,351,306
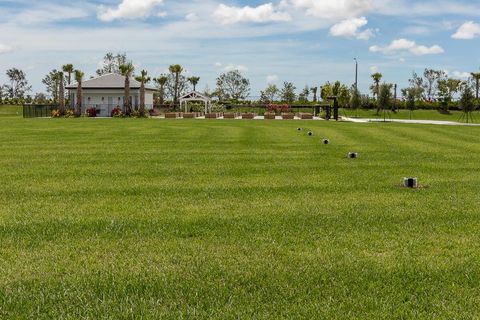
66,73,156,117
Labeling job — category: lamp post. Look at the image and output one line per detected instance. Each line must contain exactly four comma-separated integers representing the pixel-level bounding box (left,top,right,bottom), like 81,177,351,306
354,58,358,92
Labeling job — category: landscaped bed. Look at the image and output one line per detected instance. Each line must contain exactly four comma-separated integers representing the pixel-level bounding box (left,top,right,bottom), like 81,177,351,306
1,118,480,318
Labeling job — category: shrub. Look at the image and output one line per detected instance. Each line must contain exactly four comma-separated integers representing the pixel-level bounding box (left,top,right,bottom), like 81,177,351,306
188,102,205,113
131,110,148,118
267,103,290,114
64,110,75,118
51,109,61,118
86,108,97,118
210,104,226,113
111,107,124,118
149,108,160,116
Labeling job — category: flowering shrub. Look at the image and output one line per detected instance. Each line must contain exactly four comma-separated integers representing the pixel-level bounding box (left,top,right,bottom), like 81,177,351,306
267,103,291,114
65,110,75,118
111,107,124,118
131,110,148,118
86,108,97,117
51,109,61,118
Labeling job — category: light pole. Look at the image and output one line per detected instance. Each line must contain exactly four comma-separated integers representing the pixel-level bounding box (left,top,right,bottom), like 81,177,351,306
354,58,359,117
354,58,358,92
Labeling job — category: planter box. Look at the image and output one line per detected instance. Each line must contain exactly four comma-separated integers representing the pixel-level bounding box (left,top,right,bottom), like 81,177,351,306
224,113,236,119
242,113,255,119
300,113,313,120
282,113,295,120
264,113,276,120
206,113,220,119
165,112,180,119
183,112,196,119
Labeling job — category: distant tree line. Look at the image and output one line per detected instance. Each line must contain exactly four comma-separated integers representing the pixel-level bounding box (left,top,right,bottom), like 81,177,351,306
2,52,480,117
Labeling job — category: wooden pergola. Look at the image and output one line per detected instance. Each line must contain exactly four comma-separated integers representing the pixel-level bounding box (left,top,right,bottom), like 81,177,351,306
179,91,212,113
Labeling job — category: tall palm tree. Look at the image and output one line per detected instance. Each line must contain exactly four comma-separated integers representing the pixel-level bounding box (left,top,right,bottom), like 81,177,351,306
50,71,61,104
119,62,135,115
310,87,318,102
135,70,151,117
188,76,200,91
371,72,383,100
63,64,74,108
62,64,74,85
471,72,480,100
58,71,65,114
74,70,84,117
154,76,168,106
169,64,183,108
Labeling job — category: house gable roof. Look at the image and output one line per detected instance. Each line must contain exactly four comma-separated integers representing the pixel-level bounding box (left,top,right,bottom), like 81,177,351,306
66,73,156,91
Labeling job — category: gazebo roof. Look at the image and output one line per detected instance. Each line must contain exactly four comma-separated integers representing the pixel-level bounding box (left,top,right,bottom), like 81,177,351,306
179,91,212,101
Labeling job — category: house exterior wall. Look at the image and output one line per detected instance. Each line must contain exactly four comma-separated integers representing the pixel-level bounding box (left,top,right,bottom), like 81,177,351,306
69,89,154,117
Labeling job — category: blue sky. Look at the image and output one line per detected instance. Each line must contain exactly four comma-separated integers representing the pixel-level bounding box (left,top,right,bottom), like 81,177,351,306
1,0,480,98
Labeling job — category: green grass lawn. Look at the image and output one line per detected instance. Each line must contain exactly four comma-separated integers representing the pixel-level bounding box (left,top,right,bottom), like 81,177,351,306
1,118,480,319
340,108,477,122
0,105,22,117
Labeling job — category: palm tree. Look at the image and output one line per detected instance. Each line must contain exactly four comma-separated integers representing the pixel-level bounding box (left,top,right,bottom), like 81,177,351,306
188,76,200,91
62,64,74,85
169,64,183,108
119,62,135,115
310,87,318,102
63,64,74,108
370,72,383,100
471,72,480,100
135,70,151,117
57,71,65,114
154,76,168,106
74,70,84,117
371,72,383,114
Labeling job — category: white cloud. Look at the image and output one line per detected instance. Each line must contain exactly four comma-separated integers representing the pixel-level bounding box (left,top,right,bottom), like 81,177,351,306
452,71,471,79
370,66,379,73
98,0,164,22
452,21,480,39
185,13,198,21
329,17,375,40
224,64,248,72
266,75,279,83
15,5,89,24
212,3,291,25
157,11,168,18
369,38,444,56
0,43,13,54
290,0,372,21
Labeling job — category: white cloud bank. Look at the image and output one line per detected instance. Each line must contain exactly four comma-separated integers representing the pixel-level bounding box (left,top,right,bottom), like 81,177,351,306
452,21,480,39
266,75,279,83
329,17,374,40
290,0,371,21
98,0,164,22
451,71,471,79
369,39,444,56
212,3,291,25
0,44,13,54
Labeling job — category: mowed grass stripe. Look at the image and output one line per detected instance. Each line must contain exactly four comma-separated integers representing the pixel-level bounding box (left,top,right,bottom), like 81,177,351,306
1,118,480,318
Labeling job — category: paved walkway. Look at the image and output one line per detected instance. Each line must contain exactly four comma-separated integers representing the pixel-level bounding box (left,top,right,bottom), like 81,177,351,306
342,117,480,126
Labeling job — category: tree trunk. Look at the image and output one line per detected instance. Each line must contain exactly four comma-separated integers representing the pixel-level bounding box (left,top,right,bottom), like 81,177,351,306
476,79,479,100
174,73,179,109
59,74,65,114
140,82,145,116
76,83,82,117
124,78,131,115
